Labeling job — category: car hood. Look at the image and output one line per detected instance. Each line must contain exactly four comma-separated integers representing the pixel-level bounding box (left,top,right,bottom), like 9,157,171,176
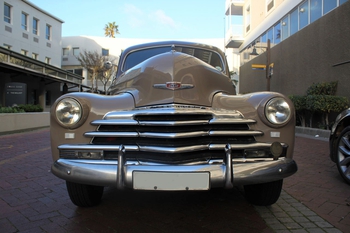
110,51,235,107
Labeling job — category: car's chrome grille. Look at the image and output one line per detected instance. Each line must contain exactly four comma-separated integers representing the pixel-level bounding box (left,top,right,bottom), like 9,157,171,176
81,105,264,163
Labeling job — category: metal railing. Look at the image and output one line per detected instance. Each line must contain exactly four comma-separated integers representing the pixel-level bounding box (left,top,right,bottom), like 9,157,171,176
0,47,84,85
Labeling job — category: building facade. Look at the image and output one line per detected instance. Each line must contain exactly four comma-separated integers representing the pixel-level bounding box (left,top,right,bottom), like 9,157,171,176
225,0,350,99
0,0,85,111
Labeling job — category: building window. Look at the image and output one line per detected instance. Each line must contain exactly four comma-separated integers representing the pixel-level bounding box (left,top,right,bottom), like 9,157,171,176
340,0,347,5
3,44,11,50
63,48,69,56
274,22,281,44
4,3,11,23
102,48,109,56
21,12,28,30
21,49,28,56
245,5,251,33
260,33,267,43
45,57,51,64
32,53,38,60
267,0,274,12
310,0,322,23
323,0,337,14
33,18,39,35
46,24,51,40
267,28,273,44
299,1,309,30
289,8,298,36
73,47,80,56
281,16,289,40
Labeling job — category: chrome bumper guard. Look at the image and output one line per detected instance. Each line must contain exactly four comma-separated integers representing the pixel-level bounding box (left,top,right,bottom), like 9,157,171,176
52,144,297,189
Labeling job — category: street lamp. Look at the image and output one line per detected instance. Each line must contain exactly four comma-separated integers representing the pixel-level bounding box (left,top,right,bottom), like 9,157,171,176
250,39,272,91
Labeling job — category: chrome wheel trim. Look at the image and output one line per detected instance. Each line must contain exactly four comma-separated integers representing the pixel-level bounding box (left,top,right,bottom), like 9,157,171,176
337,132,350,182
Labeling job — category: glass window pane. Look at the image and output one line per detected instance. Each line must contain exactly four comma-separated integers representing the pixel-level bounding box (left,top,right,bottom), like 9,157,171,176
310,0,322,23
63,48,69,56
73,48,80,56
299,1,309,30
340,0,347,5
21,13,27,30
323,0,337,14
260,33,267,43
267,28,273,43
33,18,38,34
4,4,10,23
274,22,281,44
290,9,298,36
281,16,289,40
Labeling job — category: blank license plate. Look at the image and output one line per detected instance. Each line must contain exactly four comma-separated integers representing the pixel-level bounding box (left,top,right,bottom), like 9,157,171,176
133,171,210,191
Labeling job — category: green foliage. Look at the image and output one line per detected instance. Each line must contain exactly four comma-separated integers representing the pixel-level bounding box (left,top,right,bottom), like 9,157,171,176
289,95,306,111
306,95,349,113
0,106,25,113
290,81,349,129
18,104,43,112
306,81,338,95
0,104,43,113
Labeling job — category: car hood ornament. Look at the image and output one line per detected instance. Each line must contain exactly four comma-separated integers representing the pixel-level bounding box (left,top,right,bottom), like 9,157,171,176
153,82,194,90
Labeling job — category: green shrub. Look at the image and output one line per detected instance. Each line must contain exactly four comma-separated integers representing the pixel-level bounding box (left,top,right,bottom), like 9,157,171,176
0,106,25,113
18,104,43,112
0,104,43,113
306,81,338,95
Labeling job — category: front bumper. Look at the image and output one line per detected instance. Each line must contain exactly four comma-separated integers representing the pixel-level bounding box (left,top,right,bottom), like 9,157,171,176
51,145,297,189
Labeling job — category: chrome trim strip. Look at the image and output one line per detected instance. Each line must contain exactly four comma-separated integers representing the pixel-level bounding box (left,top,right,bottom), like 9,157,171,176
102,106,245,119
139,145,208,153
138,120,208,126
91,119,138,125
58,142,284,153
58,144,139,151
139,131,208,138
209,130,263,136
84,132,139,137
84,130,262,138
209,118,256,124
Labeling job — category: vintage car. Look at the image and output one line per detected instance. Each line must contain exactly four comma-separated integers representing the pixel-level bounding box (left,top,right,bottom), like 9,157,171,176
329,109,350,184
50,41,297,207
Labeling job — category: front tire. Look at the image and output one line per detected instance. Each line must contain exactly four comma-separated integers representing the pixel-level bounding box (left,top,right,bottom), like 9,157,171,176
244,179,283,206
335,126,350,185
66,181,104,207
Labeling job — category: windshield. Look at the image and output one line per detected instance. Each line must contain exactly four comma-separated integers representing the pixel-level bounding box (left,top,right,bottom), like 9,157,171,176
122,46,224,72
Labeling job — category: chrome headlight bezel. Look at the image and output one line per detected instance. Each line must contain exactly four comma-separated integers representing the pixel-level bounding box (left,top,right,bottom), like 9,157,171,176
264,97,292,127
55,98,83,128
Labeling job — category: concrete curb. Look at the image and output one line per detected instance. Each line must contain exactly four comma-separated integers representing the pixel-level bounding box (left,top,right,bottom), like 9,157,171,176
295,126,330,140
0,112,49,134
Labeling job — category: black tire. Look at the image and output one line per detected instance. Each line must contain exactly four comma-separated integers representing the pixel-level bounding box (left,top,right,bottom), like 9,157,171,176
244,179,283,206
66,181,104,207
335,126,350,185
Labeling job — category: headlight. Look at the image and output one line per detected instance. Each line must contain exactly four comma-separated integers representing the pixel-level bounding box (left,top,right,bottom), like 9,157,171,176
265,97,291,125
55,98,82,127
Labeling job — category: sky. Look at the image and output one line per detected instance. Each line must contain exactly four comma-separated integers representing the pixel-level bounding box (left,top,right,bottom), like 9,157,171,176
29,0,226,39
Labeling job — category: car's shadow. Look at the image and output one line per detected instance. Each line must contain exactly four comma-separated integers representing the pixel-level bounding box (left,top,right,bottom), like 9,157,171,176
72,187,270,233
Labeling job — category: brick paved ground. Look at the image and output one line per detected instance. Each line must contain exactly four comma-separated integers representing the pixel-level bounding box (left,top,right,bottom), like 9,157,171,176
1,128,349,232
284,135,350,233
0,128,271,233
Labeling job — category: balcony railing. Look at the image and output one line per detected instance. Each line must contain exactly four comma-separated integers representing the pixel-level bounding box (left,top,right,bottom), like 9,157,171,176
225,24,244,48
0,47,84,85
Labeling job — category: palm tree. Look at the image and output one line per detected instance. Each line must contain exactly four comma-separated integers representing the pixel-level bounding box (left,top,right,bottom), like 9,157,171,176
104,22,120,38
